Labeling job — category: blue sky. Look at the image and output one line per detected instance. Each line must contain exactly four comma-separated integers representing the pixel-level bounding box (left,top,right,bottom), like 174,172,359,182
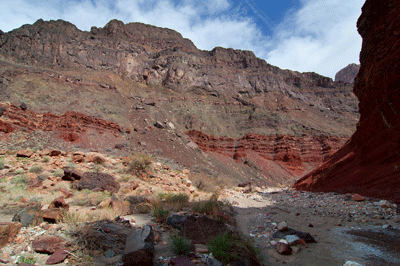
0,0,364,79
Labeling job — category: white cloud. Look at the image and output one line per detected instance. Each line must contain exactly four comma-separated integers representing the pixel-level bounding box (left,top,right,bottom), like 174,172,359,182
0,0,364,78
266,0,364,78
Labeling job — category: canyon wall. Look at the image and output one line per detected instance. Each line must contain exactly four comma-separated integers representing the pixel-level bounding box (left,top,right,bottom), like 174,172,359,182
294,0,400,202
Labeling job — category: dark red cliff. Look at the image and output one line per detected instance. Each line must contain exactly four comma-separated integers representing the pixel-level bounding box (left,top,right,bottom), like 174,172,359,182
294,0,400,202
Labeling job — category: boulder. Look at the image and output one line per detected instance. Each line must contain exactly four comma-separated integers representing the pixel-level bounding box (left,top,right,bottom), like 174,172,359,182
49,150,61,157
272,228,316,243
62,168,82,181
167,214,189,230
276,240,292,255
46,248,70,265
42,208,64,223
122,225,154,266
49,196,69,211
16,149,34,158
19,102,27,111
12,204,43,227
59,188,73,198
32,235,68,254
71,154,85,163
352,194,366,202
86,152,106,164
154,121,165,129
0,222,22,248
76,172,120,193
180,215,228,245
277,221,288,231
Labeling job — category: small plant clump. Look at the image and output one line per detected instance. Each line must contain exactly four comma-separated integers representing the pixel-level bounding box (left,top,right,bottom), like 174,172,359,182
208,232,261,265
165,193,189,211
28,164,43,174
170,232,191,256
127,153,152,175
41,156,50,162
0,159,5,170
53,168,64,177
17,255,37,264
152,203,169,223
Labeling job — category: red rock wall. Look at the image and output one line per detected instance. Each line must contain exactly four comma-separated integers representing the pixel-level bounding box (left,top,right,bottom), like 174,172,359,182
294,0,400,202
186,130,347,178
0,103,123,142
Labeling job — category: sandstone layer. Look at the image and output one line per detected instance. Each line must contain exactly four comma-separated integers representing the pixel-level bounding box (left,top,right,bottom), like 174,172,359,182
294,0,400,202
186,130,348,182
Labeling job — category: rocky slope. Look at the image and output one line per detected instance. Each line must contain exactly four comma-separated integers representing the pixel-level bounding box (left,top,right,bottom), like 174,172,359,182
334,63,360,83
0,19,359,185
294,0,400,202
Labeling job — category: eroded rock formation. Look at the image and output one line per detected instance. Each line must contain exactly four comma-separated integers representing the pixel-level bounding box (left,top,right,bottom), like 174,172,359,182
335,63,360,83
0,19,360,186
187,130,347,180
294,0,400,202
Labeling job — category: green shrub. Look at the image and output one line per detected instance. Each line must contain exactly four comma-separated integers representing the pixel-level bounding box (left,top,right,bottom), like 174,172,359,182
14,169,25,175
17,255,37,264
170,232,191,256
11,174,28,185
53,168,64,177
208,232,260,265
127,153,152,175
29,164,43,174
191,199,219,215
166,193,189,210
37,172,50,181
0,160,5,170
152,203,169,223
41,156,50,163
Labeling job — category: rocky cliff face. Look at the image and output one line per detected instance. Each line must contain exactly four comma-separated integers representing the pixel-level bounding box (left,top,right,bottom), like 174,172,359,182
335,63,360,83
0,19,359,185
294,0,400,202
186,130,348,182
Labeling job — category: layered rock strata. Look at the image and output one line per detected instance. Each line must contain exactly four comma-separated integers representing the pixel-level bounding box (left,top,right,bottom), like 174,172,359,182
294,0,400,202
187,130,347,179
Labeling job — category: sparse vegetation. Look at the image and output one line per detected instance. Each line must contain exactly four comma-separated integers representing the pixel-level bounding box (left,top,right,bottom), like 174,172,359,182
165,192,190,211
41,156,50,162
53,168,64,177
0,159,5,170
208,232,260,265
127,153,152,175
28,164,43,174
170,232,191,256
17,255,37,264
10,174,28,186
152,202,169,223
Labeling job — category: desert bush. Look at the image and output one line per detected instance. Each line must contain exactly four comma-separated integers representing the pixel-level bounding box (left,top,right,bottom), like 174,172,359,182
165,193,189,211
127,153,152,175
0,160,5,170
152,203,169,223
41,156,50,163
14,168,25,175
170,232,191,256
208,232,260,265
191,199,219,215
29,164,43,174
17,255,37,264
53,168,64,177
37,172,50,182
10,174,28,185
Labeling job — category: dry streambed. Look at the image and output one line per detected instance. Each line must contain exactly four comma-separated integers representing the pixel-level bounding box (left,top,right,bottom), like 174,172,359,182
223,188,400,266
